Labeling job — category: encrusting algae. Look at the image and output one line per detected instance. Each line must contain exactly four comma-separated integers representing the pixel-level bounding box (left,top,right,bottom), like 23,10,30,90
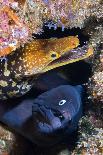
0,0,29,56
72,117,103,155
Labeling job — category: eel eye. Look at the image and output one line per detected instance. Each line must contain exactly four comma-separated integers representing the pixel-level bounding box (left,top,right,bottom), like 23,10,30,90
50,51,59,59
59,100,66,106
51,53,57,58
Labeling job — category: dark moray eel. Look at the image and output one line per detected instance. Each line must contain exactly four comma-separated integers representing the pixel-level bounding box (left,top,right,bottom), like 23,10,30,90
0,80,83,146
0,36,93,100
32,85,83,146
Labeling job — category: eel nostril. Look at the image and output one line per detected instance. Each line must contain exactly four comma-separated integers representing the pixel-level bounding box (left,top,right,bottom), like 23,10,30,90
53,110,65,122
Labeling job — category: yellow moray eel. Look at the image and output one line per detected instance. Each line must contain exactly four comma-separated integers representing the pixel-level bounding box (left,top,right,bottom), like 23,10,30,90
0,36,93,100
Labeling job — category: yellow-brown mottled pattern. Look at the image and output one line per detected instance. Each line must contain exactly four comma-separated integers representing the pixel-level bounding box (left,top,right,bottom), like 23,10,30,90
8,36,79,76
0,80,8,87
1,36,92,100
0,56,35,99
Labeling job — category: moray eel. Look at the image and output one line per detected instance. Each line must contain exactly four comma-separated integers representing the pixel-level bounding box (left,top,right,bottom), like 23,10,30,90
0,84,83,146
0,36,93,100
32,85,83,146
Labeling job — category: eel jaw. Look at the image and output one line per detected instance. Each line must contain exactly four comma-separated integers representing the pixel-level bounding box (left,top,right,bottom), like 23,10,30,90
42,45,93,73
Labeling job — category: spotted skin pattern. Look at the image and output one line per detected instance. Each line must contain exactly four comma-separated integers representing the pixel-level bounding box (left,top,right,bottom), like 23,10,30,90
0,36,92,100
0,57,34,99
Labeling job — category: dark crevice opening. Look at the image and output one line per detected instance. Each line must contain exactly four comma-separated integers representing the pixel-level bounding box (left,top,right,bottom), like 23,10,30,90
33,26,89,47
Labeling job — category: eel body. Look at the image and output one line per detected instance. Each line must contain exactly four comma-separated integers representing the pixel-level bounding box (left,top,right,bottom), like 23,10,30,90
0,84,83,146
0,36,93,100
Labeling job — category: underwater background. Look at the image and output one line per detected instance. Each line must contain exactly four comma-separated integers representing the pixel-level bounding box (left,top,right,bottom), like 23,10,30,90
0,0,103,155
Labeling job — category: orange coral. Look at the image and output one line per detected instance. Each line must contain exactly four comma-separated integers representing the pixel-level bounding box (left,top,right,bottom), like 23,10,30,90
0,46,15,57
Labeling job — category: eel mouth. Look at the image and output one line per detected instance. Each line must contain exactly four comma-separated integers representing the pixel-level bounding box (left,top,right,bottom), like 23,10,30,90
43,45,93,72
